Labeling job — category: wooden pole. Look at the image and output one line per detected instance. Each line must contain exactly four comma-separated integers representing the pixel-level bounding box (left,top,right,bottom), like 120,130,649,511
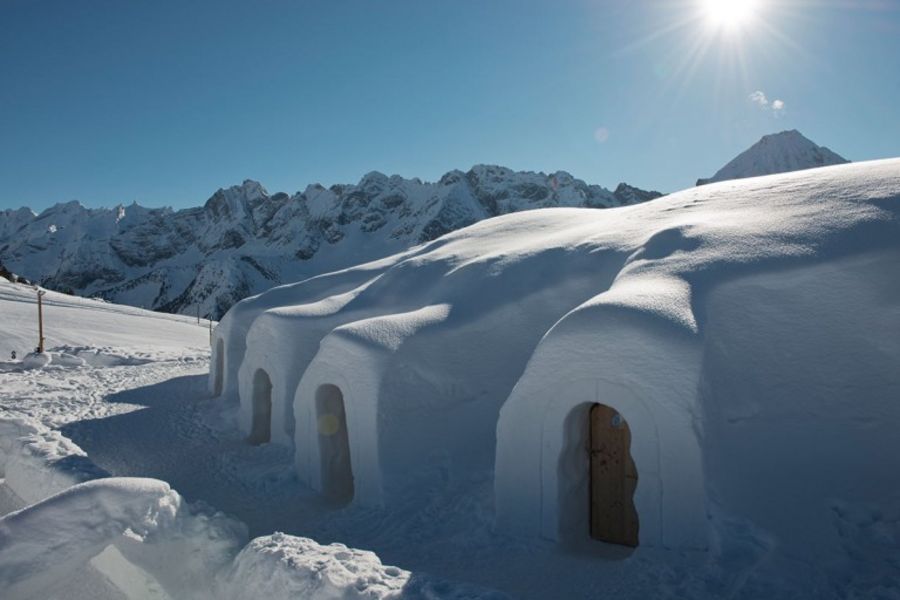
37,289,46,353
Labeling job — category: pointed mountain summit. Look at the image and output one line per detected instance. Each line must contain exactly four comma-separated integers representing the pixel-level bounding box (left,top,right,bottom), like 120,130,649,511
697,130,849,186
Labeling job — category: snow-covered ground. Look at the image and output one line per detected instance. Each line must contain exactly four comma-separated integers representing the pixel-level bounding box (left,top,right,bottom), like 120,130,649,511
0,282,501,599
0,282,211,427
1,158,899,599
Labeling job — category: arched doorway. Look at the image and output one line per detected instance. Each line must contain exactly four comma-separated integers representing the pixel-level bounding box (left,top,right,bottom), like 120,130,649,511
315,384,354,505
589,403,639,546
213,339,224,397
249,369,272,445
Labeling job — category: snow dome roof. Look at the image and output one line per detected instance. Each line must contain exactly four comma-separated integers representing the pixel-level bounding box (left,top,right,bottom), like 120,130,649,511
220,158,898,373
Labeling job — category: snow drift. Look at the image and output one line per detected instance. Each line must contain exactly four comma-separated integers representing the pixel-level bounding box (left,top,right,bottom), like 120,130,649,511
220,533,508,600
0,477,243,600
1,476,503,600
214,158,900,565
0,414,502,600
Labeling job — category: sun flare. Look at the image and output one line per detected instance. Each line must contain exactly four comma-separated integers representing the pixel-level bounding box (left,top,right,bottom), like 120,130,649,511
701,0,760,31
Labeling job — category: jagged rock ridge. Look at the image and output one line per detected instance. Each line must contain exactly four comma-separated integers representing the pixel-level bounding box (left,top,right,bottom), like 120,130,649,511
0,166,662,318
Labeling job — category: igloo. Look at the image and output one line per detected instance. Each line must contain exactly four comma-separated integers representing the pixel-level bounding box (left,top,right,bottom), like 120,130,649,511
210,159,900,554
495,291,708,549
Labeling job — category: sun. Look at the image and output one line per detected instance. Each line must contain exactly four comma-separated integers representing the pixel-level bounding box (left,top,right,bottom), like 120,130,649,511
701,0,760,31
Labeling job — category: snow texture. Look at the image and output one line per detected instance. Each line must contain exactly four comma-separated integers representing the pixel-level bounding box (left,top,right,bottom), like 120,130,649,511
221,533,508,600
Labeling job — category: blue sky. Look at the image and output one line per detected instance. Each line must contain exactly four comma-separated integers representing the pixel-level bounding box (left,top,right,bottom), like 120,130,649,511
2,0,899,211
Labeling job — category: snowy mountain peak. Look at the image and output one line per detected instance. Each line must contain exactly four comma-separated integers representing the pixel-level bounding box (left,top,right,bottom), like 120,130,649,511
4,206,37,218
41,199,87,215
358,171,392,195
697,130,849,186
360,170,389,183
204,180,270,219
613,182,664,205
0,207,37,239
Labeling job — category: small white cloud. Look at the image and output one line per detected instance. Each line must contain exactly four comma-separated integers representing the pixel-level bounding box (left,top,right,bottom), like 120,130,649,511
749,90,769,107
593,127,610,144
749,91,786,115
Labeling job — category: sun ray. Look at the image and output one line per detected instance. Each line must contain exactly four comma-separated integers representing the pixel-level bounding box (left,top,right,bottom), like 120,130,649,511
614,13,699,57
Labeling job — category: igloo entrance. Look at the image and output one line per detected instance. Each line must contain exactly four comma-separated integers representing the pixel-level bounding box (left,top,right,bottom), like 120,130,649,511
249,369,273,445
315,384,354,505
213,338,224,397
589,403,639,547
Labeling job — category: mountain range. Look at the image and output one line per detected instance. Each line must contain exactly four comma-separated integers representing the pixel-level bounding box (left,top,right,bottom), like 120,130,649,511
0,166,661,318
0,130,850,318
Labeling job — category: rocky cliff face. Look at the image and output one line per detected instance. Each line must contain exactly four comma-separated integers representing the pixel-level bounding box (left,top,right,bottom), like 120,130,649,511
0,166,662,318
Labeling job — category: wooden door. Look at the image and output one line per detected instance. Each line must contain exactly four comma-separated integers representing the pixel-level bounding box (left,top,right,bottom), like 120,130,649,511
316,384,354,505
249,369,272,445
590,403,639,546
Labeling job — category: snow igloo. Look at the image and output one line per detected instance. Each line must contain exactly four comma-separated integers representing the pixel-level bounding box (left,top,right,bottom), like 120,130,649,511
210,159,900,553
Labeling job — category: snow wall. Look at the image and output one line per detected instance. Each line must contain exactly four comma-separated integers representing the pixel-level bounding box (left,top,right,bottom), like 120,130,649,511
214,159,900,553
0,416,245,600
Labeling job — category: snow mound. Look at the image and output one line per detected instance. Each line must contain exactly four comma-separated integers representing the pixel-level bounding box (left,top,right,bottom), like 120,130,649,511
0,415,503,599
19,352,51,370
16,347,155,371
0,475,501,600
222,533,507,600
0,476,241,600
0,415,108,504
0,416,245,600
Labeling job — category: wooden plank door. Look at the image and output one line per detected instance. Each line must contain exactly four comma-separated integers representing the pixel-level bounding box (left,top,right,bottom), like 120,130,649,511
316,384,354,505
590,403,639,546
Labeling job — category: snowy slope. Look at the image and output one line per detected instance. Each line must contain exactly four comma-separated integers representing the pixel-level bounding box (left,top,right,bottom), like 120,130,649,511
215,157,900,598
0,280,210,359
0,167,661,319
696,129,849,185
